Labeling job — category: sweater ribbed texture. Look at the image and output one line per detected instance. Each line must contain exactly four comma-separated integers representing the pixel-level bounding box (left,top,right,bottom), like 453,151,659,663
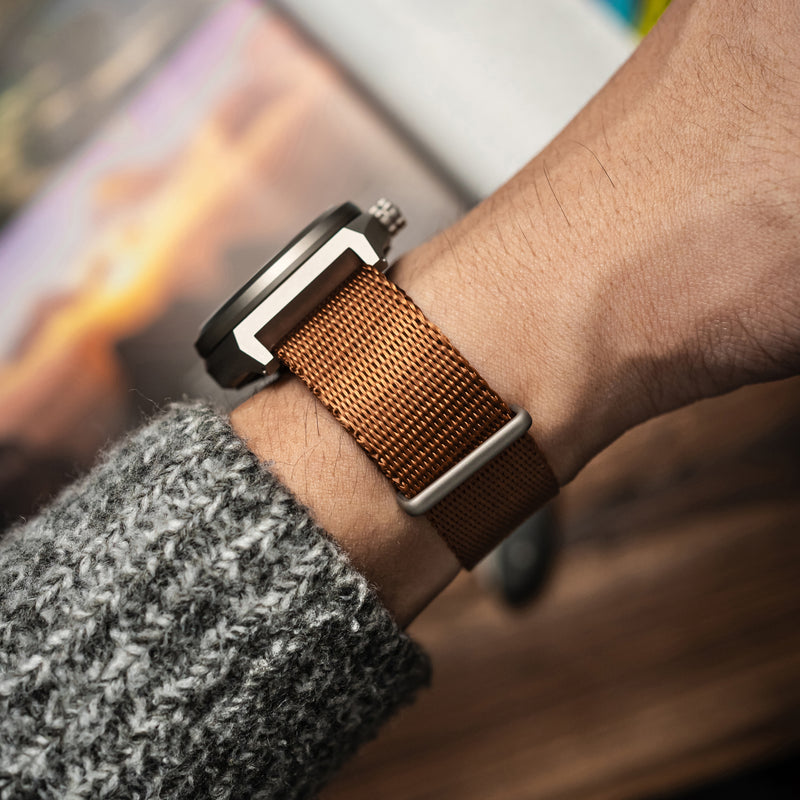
0,403,430,799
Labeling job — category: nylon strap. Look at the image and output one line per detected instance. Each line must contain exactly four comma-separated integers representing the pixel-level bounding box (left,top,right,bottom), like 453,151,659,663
275,263,558,568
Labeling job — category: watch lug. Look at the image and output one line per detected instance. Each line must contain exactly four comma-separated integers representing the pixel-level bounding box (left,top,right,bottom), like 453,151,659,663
233,220,385,372
345,211,392,257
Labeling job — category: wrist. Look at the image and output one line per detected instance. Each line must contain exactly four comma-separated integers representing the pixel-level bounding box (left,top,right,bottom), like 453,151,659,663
390,177,647,486
231,377,461,628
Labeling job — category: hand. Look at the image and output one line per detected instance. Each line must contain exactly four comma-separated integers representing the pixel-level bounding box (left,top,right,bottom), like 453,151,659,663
395,0,800,483
233,0,800,625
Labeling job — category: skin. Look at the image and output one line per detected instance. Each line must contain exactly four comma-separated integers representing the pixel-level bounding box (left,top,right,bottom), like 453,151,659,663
232,0,800,627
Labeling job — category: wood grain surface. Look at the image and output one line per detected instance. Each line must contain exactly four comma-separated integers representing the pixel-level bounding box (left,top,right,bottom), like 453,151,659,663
324,377,800,800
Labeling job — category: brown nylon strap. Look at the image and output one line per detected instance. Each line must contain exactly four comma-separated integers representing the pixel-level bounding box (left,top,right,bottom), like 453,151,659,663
275,263,558,568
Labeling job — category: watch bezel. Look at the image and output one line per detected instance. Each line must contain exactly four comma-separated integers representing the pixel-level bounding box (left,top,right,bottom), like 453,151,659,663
196,201,360,358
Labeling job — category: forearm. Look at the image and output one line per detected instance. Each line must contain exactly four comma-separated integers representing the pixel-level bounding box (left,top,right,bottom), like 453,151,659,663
233,0,800,625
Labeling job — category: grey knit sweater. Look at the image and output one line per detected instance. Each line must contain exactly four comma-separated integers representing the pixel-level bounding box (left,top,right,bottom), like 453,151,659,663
0,404,430,799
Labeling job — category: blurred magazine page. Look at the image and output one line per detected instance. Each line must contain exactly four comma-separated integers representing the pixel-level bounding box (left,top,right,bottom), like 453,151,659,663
0,0,220,223
0,0,462,529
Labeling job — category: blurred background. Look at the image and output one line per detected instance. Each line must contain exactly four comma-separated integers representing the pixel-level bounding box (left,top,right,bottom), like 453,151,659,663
2,1,799,798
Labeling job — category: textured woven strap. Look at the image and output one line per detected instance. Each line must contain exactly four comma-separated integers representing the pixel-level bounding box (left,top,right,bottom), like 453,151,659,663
276,264,558,568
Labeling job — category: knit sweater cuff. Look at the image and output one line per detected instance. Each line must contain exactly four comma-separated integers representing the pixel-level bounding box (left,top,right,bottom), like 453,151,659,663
0,402,430,800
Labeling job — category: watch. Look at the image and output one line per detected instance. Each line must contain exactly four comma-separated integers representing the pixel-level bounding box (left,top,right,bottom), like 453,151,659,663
195,199,558,568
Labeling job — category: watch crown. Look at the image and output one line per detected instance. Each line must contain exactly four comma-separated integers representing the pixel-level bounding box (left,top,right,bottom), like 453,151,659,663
369,198,406,236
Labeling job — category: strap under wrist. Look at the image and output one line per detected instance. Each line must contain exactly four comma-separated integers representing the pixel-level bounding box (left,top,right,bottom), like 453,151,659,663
276,263,558,568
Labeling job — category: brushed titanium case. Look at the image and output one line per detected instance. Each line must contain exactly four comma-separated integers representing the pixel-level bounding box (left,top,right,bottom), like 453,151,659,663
196,201,397,388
